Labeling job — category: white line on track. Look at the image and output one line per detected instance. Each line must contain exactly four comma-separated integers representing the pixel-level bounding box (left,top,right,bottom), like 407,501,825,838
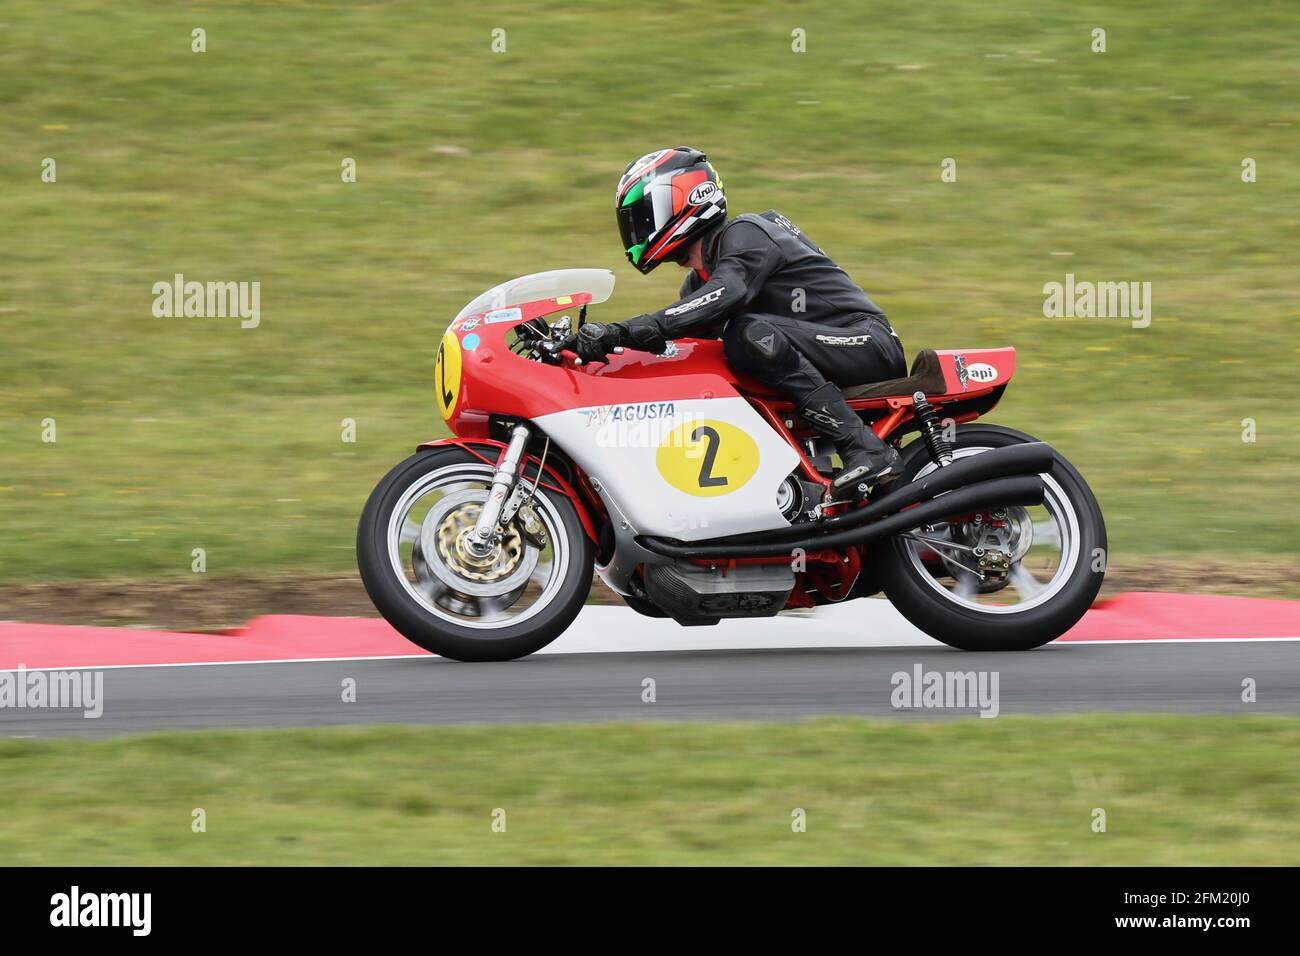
14,637,1300,675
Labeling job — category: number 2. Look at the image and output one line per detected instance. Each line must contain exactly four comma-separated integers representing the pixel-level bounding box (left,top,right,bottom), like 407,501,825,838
693,425,728,488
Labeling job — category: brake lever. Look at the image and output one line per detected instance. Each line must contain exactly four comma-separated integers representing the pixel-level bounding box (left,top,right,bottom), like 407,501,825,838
575,346,624,366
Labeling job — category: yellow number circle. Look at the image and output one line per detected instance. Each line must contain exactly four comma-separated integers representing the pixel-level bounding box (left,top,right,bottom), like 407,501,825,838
656,419,760,497
435,330,463,420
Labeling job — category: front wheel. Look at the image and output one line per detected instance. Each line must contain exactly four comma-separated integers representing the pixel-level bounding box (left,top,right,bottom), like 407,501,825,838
879,425,1106,650
357,447,594,661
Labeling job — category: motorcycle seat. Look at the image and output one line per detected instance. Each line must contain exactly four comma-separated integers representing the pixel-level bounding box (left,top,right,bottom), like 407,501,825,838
843,349,946,400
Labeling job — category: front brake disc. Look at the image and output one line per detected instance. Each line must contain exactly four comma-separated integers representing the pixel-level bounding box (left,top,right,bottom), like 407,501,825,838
418,488,539,599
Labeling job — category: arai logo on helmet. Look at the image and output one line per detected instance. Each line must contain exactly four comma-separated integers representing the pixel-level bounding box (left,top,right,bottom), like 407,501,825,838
687,181,719,206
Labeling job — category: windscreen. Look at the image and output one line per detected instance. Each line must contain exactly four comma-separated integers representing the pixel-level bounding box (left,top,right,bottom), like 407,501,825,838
453,269,616,322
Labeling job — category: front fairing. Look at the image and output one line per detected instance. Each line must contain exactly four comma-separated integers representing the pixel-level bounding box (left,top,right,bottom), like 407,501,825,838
435,268,797,542
435,267,750,438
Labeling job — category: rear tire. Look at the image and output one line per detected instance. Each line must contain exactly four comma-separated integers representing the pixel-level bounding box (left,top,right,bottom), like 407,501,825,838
357,447,594,661
879,425,1106,650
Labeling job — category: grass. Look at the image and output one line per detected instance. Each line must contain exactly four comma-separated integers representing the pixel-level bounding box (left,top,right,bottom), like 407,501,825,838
1,716,1296,865
1,0,1297,582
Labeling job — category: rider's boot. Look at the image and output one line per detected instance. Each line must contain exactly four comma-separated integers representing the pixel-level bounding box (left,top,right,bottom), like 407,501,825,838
797,383,903,496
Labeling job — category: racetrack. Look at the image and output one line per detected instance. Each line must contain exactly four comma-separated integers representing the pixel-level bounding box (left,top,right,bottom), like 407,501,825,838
1,642,1295,737
3,595,1297,736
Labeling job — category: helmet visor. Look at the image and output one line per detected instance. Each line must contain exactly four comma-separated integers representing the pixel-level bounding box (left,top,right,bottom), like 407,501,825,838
616,196,658,267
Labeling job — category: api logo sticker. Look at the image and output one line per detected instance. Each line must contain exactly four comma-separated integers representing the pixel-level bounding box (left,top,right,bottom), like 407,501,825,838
656,419,759,497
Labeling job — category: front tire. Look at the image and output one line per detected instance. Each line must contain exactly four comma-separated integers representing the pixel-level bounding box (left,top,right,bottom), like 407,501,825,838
357,447,594,661
879,425,1106,650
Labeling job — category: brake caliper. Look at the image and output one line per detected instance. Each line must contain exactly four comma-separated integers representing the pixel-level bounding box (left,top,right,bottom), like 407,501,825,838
516,502,548,549
974,547,1011,585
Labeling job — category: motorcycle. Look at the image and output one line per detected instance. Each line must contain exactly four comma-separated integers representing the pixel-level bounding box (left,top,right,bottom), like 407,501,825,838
357,269,1106,661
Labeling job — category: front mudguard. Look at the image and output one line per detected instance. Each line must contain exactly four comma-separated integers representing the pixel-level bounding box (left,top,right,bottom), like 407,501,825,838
416,437,599,545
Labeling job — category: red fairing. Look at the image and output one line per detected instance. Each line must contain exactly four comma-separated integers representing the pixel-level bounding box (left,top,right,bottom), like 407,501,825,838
445,295,1016,430
934,347,1016,395
446,302,752,436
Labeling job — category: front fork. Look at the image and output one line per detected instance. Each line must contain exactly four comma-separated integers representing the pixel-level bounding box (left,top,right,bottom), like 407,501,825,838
465,423,531,558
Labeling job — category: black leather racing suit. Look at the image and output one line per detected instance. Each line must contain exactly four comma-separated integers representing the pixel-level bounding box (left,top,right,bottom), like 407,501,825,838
621,211,906,413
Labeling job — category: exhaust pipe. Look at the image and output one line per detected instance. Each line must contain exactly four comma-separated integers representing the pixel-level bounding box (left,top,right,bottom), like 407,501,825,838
639,474,1046,560
850,441,1052,525
646,441,1055,553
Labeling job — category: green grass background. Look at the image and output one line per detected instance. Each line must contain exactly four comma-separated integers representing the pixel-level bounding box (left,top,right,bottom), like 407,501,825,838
1,0,1297,581
2,717,1296,865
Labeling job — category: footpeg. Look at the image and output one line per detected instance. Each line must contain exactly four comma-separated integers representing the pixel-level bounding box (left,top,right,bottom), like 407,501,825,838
832,464,871,489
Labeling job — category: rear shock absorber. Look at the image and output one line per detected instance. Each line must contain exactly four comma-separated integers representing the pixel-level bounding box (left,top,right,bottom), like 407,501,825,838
912,391,954,467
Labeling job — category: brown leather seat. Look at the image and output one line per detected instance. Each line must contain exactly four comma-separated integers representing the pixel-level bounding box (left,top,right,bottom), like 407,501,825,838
842,349,946,400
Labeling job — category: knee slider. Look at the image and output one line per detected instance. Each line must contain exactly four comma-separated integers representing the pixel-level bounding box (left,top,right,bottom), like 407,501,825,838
738,319,788,363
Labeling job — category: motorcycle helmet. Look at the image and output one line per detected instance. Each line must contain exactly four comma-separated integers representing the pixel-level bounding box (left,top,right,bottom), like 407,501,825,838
615,147,726,273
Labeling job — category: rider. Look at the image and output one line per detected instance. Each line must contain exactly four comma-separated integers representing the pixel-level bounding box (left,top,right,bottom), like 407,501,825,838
574,146,906,493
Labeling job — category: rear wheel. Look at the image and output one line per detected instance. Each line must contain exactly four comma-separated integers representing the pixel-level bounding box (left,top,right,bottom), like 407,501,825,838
357,447,594,661
879,425,1106,650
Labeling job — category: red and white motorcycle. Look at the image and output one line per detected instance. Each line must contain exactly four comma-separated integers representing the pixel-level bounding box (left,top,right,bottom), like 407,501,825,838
357,269,1106,661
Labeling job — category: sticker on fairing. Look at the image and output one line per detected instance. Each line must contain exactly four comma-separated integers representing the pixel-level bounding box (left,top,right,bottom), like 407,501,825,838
656,419,760,497
484,307,523,324
965,362,998,384
435,330,463,420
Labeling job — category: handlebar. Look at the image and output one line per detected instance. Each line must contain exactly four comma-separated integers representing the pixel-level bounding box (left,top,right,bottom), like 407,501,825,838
539,332,622,366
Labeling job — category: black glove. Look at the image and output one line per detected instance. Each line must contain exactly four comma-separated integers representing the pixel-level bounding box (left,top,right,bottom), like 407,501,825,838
571,322,625,364
614,317,669,355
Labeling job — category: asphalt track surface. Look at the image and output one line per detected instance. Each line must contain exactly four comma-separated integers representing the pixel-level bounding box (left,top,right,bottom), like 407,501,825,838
5,640,1297,737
